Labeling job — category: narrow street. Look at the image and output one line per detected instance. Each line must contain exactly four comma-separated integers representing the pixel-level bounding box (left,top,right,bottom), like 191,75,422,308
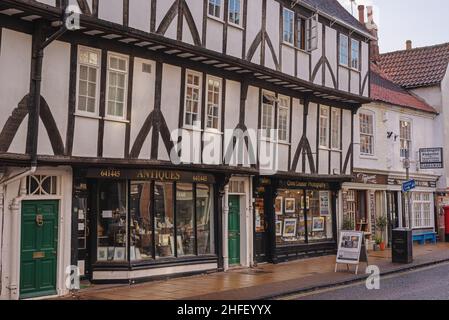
282,262,449,300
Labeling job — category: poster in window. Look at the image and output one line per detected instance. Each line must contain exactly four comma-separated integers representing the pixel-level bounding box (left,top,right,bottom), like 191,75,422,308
285,198,296,213
113,247,126,261
97,247,108,261
275,197,283,215
312,217,325,232
276,221,283,236
319,191,330,216
283,219,297,237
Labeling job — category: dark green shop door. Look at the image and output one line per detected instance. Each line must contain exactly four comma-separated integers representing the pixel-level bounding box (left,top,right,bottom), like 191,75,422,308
228,196,240,265
20,200,59,299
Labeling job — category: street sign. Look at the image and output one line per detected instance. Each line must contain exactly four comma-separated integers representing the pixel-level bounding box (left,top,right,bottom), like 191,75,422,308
402,180,416,193
419,148,443,169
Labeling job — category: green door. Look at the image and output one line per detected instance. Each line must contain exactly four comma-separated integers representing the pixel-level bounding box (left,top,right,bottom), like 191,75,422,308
228,196,240,266
20,200,59,299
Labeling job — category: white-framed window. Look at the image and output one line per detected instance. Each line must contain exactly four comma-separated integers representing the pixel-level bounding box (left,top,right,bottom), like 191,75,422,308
351,39,360,70
331,108,341,149
261,92,276,139
208,0,222,19
400,120,412,158
185,71,202,127
412,193,433,229
106,53,128,119
359,112,375,155
26,175,59,196
77,47,101,115
283,8,294,45
319,106,330,147
339,34,349,66
277,96,290,142
206,76,221,130
228,0,241,26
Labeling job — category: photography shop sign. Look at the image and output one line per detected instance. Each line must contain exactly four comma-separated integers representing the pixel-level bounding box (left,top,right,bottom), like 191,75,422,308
419,148,444,169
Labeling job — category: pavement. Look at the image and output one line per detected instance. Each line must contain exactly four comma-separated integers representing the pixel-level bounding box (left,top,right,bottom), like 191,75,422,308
60,243,449,300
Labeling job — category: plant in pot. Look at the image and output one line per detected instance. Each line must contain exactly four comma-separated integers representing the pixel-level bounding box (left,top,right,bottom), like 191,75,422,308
376,215,388,251
373,235,382,251
342,216,355,231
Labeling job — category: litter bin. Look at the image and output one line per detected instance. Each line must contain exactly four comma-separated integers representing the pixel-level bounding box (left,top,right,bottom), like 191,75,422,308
444,206,449,242
392,228,413,264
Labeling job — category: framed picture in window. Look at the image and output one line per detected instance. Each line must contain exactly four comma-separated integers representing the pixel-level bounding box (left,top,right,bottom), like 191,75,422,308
285,198,296,213
275,197,283,215
97,247,108,261
276,221,283,236
319,191,330,216
283,219,297,237
113,247,126,261
312,217,325,232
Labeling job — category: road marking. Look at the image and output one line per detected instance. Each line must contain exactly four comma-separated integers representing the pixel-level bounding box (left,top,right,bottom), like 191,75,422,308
278,261,449,300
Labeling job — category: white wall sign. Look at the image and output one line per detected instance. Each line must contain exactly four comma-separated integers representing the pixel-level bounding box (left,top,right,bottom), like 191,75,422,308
419,148,443,169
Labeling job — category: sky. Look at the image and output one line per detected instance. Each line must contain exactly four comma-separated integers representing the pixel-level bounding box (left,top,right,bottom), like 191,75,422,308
338,0,449,53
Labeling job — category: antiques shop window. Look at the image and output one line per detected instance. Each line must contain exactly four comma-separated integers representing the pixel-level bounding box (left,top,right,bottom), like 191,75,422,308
360,112,374,155
154,182,175,258
283,8,295,45
307,190,333,242
339,34,349,66
97,181,128,263
197,184,215,255
176,183,195,256
208,0,222,19
275,189,306,245
106,53,128,119
228,0,241,26
185,71,202,127
206,76,221,130
77,47,100,115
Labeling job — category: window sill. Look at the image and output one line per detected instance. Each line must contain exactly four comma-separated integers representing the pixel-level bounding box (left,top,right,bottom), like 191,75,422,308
338,64,361,73
207,15,225,24
182,126,203,132
74,112,102,120
103,117,130,124
360,154,378,160
204,128,223,135
282,42,310,55
228,22,244,31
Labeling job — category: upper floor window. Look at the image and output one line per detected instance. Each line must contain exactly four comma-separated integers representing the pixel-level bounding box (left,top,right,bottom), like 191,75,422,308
77,47,100,114
319,106,329,147
185,71,202,127
400,120,412,158
206,76,221,130
296,17,306,50
339,34,349,66
228,0,241,26
283,8,294,45
106,54,128,119
359,112,374,155
262,93,276,139
277,96,290,143
331,108,341,149
351,39,360,70
208,0,222,19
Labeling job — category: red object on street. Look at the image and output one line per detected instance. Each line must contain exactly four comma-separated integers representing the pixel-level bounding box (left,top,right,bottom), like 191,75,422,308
444,206,449,237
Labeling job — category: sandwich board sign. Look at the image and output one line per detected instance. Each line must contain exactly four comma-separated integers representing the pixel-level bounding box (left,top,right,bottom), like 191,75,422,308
335,231,368,275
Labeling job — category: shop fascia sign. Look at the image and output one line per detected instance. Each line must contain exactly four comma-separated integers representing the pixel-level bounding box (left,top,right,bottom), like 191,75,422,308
419,148,444,169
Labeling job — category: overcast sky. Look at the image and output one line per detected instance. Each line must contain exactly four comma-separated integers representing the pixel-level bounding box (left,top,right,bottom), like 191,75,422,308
338,0,449,53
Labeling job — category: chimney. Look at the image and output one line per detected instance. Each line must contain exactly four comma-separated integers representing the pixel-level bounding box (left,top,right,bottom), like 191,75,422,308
406,40,412,50
358,5,365,24
366,6,380,63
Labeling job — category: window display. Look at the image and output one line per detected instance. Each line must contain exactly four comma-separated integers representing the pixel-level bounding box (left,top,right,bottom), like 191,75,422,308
155,182,175,258
275,190,306,245
307,191,333,242
196,184,215,255
97,181,128,262
176,183,195,256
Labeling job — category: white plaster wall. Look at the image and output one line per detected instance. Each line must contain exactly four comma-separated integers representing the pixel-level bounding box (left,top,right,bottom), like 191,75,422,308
103,121,126,158
206,19,223,53
325,26,337,88
227,27,243,59
35,0,56,6
68,0,93,13
99,0,123,25
311,23,323,85
306,103,318,174
72,117,99,157
156,0,177,40
129,0,152,33
297,51,310,81
341,109,352,175
246,0,263,65
361,42,369,97
282,46,295,76
264,0,279,70
0,29,32,155
350,71,360,95
338,66,349,92
290,98,304,173
184,0,204,45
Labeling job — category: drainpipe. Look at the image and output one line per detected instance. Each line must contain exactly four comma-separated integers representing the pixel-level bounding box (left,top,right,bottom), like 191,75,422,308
223,185,230,271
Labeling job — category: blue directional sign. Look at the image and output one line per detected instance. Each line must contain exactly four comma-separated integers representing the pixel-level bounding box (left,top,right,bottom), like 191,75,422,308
402,180,416,193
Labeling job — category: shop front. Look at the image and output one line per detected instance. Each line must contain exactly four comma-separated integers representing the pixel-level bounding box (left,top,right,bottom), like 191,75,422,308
72,167,222,283
253,177,339,263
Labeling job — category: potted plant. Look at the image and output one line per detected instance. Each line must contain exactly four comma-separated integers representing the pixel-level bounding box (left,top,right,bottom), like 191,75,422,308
376,216,388,251
373,236,382,251
342,216,355,231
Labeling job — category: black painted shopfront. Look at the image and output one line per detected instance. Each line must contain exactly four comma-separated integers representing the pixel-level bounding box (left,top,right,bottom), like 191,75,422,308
71,167,224,283
254,177,340,263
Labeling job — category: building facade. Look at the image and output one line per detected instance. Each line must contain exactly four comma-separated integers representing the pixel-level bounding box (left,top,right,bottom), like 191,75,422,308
0,0,371,299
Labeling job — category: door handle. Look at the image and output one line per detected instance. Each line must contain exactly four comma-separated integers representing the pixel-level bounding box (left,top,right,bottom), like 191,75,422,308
36,214,44,227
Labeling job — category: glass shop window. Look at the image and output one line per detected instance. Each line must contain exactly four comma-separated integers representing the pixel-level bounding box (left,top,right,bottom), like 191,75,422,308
130,182,154,261
275,189,306,245
155,182,175,258
307,190,333,242
196,184,215,255
97,181,128,263
176,183,196,256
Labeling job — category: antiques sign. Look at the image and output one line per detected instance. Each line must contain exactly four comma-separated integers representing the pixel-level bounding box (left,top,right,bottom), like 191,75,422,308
419,148,443,169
